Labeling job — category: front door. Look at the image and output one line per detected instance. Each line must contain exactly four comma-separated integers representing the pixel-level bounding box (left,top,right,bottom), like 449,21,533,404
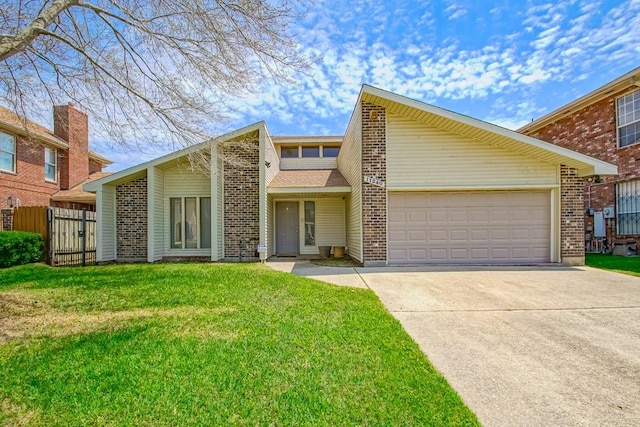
276,202,299,255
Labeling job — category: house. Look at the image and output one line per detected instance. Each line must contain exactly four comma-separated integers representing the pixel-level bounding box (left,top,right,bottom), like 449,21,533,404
0,104,112,211
84,85,617,266
518,66,640,251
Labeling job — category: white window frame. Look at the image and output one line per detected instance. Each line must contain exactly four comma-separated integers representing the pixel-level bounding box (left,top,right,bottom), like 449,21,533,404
0,131,16,173
44,147,57,182
616,89,640,148
169,196,211,249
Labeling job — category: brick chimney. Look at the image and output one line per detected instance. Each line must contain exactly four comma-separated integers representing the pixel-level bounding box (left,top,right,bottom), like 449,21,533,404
53,104,89,189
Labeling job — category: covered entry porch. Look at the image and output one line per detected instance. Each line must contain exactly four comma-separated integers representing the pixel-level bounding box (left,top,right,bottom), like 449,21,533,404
267,170,351,257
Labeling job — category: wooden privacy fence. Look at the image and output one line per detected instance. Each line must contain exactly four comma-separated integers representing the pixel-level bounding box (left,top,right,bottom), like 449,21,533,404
11,206,96,266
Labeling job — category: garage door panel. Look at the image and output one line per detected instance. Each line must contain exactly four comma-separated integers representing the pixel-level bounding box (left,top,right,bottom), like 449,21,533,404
491,229,509,241
429,230,447,242
470,229,488,240
450,248,469,259
388,230,406,243
469,211,489,222
450,211,469,222
409,230,426,241
471,248,489,259
408,211,427,223
429,211,447,223
389,210,406,222
409,249,427,260
388,191,551,264
511,229,531,240
429,248,447,260
451,230,469,241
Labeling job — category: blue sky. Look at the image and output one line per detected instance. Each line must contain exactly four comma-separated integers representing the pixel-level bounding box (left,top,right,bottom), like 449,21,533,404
98,0,640,171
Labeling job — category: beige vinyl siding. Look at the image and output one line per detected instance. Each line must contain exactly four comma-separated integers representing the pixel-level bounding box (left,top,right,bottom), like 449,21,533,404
98,185,116,261
299,199,346,255
337,106,363,261
280,158,337,170
163,164,212,256
387,113,558,189
149,167,164,261
265,134,279,257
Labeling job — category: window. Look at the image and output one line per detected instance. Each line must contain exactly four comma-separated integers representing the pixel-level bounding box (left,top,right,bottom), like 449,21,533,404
616,180,640,235
281,146,298,158
617,90,640,148
302,146,319,157
0,131,16,173
44,147,57,182
323,146,340,157
304,201,315,246
170,197,211,249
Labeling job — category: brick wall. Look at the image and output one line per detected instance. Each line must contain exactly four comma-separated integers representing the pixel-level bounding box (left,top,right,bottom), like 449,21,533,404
361,102,387,266
560,166,585,265
116,176,147,261
524,87,640,243
54,104,90,189
1,209,12,231
89,159,103,174
0,135,60,207
0,104,103,209
222,133,260,258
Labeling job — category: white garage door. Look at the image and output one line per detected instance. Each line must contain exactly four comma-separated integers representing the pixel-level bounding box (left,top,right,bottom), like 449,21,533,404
388,191,551,264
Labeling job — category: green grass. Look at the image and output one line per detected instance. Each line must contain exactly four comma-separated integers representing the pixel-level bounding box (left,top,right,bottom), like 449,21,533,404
586,253,640,277
0,263,478,426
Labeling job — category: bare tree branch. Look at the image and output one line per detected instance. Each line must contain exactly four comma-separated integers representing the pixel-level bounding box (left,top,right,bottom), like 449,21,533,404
0,0,309,166
0,0,78,62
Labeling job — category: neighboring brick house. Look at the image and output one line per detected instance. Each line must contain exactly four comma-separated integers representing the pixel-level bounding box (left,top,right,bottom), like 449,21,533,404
0,104,112,210
86,85,616,265
519,66,640,252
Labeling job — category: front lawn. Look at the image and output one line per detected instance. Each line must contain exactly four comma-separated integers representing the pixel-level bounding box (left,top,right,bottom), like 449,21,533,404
0,263,478,426
586,253,640,277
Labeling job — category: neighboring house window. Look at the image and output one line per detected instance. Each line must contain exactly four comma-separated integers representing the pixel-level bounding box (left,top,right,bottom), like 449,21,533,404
281,146,298,158
0,131,16,173
323,146,340,157
304,201,315,246
616,180,640,235
302,146,320,157
170,197,211,249
617,90,640,148
44,147,57,182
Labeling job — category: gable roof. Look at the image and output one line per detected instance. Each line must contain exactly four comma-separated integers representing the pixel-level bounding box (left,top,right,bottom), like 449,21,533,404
84,121,266,191
359,85,617,177
518,66,640,134
0,105,112,165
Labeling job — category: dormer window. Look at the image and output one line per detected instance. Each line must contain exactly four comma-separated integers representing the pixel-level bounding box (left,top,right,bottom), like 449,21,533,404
281,146,298,158
302,146,319,157
279,145,340,158
323,147,340,157
617,90,640,148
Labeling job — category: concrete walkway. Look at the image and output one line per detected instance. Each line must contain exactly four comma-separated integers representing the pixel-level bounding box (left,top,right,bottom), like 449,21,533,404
266,261,640,427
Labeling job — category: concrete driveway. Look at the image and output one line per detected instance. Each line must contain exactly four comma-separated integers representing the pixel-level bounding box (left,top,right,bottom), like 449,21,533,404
268,261,640,427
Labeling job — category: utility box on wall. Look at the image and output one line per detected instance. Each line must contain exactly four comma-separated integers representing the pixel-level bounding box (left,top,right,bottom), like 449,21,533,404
603,206,615,219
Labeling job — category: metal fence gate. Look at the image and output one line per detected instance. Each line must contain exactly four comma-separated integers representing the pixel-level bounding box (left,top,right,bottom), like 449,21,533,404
48,207,97,266
10,206,96,266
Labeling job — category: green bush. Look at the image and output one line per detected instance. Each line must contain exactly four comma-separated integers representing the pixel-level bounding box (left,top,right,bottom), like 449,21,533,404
0,231,44,268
